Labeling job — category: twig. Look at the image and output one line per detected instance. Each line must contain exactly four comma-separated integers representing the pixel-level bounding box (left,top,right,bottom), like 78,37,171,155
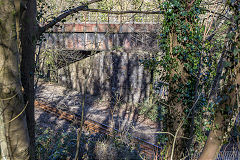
3,101,28,124
201,8,231,21
0,91,20,101
170,93,201,160
34,40,43,89
132,126,192,139
74,55,93,160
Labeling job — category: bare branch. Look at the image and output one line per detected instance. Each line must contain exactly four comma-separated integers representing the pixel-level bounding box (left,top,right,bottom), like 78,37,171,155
201,7,231,21
38,0,163,37
38,0,103,35
82,8,163,15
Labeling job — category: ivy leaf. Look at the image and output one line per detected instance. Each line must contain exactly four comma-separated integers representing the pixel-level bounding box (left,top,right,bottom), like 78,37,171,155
223,61,232,68
181,11,187,16
233,48,239,56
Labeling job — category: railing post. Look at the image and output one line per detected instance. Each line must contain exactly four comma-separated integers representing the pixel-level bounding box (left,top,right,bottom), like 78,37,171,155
95,12,98,50
84,12,86,50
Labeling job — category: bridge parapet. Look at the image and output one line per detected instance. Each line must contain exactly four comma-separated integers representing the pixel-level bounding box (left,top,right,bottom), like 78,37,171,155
43,23,160,51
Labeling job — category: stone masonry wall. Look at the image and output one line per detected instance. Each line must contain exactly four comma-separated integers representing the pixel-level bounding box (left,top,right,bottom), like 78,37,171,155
58,50,151,103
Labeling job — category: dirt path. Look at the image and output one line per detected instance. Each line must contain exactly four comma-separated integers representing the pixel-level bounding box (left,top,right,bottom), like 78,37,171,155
35,81,159,144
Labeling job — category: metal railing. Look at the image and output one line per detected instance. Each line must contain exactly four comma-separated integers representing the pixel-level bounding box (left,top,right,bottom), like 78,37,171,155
190,151,240,160
67,12,163,24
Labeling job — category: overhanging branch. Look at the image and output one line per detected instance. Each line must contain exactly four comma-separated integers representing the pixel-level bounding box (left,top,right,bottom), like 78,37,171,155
38,0,163,37
82,8,163,15
38,0,103,35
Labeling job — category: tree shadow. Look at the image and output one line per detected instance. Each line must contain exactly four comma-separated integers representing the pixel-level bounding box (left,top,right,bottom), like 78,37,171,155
56,49,159,145
36,34,163,158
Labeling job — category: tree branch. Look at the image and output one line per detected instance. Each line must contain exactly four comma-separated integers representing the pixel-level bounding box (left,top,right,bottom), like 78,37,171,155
82,8,163,15
201,8,231,21
38,0,103,35
38,0,164,37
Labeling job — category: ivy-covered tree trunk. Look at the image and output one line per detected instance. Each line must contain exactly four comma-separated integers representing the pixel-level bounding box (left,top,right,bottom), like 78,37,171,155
164,32,187,160
159,1,203,159
199,2,240,158
20,0,38,159
199,64,240,159
0,0,30,159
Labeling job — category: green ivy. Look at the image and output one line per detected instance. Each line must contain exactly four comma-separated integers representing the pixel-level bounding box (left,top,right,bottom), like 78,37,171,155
140,0,224,153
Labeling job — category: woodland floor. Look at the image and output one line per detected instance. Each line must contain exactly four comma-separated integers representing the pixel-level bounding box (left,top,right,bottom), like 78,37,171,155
34,81,240,159
35,81,159,145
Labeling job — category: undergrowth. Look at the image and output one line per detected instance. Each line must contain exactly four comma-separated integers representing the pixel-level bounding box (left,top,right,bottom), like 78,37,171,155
138,99,161,122
36,124,142,160
36,126,77,160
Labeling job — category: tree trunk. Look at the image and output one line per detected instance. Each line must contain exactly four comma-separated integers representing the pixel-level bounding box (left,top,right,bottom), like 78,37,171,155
165,30,190,160
198,112,224,160
20,0,37,159
199,64,240,160
199,3,239,158
0,0,30,159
